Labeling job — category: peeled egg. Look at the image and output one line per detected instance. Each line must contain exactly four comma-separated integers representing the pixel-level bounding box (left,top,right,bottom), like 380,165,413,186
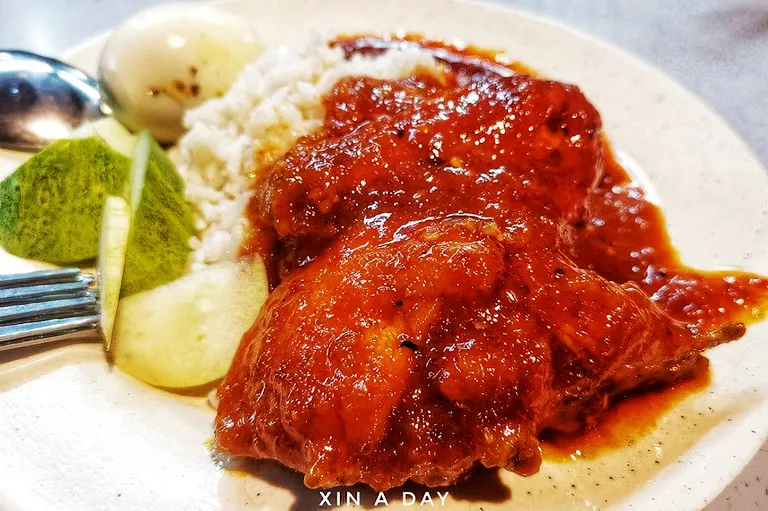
99,2,263,143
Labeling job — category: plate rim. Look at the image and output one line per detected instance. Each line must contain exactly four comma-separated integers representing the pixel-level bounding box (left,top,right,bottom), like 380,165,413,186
2,0,767,509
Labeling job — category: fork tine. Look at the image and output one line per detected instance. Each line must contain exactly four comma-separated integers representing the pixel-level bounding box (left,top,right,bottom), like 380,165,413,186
0,315,101,351
0,281,95,306
0,269,103,354
0,296,99,325
0,268,83,289
78,273,95,287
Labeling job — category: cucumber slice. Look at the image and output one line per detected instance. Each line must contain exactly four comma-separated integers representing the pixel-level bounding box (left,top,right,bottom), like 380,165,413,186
70,118,137,157
0,128,190,273
0,138,131,264
98,196,131,350
120,130,195,296
128,130,151,212
112,258,269,388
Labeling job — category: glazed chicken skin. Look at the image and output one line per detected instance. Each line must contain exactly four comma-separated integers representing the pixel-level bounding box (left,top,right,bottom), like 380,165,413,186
217,214,742,489
249,67,601,280
216,40,768,490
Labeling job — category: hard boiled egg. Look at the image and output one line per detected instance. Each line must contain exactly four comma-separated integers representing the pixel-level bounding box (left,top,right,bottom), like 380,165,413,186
99,3,263,143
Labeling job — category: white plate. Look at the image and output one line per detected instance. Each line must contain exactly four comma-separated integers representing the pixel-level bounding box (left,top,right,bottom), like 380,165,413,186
2,0,768,510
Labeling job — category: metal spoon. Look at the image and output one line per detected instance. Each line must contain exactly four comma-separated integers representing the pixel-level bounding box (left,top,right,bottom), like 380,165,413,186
0,50,106,152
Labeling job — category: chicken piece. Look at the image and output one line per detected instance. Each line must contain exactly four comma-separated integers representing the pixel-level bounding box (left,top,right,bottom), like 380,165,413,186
215,214,738,490
222,39,766,491
217,216,513,488
505,247,743,432
249,72,603,280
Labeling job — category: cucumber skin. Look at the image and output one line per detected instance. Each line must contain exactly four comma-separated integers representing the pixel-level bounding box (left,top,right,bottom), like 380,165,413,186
0,135,195,295
120,135,196,296
0,138,130,263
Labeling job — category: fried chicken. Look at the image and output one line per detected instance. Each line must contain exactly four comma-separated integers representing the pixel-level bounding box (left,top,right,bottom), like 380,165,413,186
215,40,763,491
217,214,740,489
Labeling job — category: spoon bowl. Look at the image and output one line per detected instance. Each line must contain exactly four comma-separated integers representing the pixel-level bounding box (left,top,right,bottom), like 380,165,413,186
0,50,105,152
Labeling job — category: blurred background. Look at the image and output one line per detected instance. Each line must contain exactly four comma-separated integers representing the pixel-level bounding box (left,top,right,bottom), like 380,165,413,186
0,0,766,509
1,0,767,166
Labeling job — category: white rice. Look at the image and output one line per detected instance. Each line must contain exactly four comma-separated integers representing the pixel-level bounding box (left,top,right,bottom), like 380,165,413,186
173,36,445,270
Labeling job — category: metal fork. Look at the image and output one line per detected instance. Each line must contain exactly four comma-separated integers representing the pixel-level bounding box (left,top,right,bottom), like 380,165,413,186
0,268,102,352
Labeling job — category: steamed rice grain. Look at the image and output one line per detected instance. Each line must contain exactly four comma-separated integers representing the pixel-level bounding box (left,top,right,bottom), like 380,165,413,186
174,37,445,270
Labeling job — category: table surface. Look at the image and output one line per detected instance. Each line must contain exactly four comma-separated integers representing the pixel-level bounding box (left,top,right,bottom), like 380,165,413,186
1,0,767,509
